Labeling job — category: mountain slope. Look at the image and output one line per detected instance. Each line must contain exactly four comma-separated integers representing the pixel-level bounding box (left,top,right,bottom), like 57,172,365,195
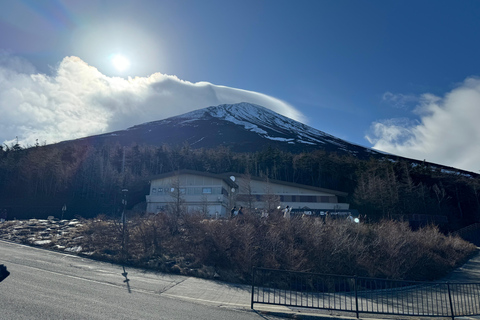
75,102,383,158
64,102,475,177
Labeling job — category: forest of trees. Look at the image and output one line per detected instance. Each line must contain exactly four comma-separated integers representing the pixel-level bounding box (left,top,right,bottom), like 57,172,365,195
0,141,479,231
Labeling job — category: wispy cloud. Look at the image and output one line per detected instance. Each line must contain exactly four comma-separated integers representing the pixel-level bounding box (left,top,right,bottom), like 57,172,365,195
367,77,480,173
0,55,305,147
382,91,419,109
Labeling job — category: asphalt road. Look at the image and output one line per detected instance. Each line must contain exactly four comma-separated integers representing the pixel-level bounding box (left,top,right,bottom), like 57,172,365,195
0,241,283,320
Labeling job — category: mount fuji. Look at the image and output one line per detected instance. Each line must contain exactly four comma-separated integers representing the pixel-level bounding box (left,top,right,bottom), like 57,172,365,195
74,102,384,158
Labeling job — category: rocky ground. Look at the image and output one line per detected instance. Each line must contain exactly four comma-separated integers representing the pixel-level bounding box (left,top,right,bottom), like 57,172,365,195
0,218,224,281
0,218,88,254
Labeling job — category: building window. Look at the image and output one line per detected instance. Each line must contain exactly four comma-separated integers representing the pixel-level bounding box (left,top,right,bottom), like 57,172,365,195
152,188,156,194
299,196,316,202
202,187,212,194
320,196,330,203
158,188,163,194
222,188,229,196
179,188,186,194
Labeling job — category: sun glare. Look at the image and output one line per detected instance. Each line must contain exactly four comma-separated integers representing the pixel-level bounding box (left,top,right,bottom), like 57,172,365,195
111,54,130,72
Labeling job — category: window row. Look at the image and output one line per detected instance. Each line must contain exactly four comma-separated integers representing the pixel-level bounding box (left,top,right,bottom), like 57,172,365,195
151,186,227,195
237,194,337,203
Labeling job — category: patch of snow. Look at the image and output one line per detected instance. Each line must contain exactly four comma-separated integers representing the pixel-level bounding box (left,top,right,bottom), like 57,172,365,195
65,246,82,253
191,137,206,145
265,136,294,142
297,140,317,145
34,240,52,245
179,119,198,125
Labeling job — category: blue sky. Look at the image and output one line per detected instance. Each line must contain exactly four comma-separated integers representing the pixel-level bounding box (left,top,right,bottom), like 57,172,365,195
1,0,480,173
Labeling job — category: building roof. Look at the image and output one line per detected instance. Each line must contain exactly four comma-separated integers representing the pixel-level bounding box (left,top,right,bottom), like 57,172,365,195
231,174,348,197
148,170,348,197
148,169,238,189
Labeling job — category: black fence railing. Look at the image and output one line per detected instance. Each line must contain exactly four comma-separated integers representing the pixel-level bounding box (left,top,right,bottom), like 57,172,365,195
251,268,480,319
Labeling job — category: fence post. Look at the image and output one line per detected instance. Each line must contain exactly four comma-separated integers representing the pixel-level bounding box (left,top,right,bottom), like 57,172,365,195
354,275,359,319
447,282,455,320
251,267,255,309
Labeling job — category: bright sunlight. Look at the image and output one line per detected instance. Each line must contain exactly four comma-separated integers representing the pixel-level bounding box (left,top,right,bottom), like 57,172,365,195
111,54,130,72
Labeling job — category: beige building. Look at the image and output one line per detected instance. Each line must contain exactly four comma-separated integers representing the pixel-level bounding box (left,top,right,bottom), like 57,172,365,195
146,170,349,218
146,170,238,218
233,174,349,213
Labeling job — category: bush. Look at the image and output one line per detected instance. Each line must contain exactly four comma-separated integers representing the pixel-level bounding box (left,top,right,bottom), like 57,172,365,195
76,214,477,283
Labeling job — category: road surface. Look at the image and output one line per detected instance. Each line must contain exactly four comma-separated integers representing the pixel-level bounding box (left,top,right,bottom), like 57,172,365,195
0,240,283,320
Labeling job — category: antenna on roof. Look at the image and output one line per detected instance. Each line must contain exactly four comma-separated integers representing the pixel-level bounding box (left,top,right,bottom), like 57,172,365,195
230,176,236,182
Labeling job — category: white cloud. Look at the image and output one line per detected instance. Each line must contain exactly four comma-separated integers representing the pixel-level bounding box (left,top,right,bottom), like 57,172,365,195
382,92,419,109
0,55,305,147
367,77,480,173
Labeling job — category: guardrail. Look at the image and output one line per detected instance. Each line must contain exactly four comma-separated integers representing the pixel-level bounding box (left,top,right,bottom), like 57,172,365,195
251,268,480,319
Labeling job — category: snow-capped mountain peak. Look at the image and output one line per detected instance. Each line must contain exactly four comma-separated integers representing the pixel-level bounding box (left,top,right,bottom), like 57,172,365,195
172,102,372,153
63,102,477,177
77,102,382,157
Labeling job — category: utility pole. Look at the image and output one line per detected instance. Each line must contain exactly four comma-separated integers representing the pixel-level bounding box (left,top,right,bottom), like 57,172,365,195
121,188,128,259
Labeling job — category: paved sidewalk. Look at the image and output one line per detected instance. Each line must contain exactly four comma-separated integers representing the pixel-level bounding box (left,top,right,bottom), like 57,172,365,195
159,276,359,320
155,248,480,320
443,248,480,283
162,276,252,308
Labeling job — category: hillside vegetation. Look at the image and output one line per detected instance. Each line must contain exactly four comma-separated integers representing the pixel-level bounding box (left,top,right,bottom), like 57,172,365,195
3,213,473,283
1,143,479,231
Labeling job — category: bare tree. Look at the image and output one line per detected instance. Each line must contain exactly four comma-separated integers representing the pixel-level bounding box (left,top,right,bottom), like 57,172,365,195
262,177,280,214
237,174,255,211
167,176,186,234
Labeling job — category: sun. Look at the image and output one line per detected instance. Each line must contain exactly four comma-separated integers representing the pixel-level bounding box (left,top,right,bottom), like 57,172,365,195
111,54,130,72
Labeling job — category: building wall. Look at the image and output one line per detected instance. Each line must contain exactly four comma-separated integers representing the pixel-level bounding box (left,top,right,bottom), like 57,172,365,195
234,177,349,211
146,173,350,217
146,174,232,217
237,179,335,196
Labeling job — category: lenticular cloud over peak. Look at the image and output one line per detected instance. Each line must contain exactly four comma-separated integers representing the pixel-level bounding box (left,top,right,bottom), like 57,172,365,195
0,55,304,147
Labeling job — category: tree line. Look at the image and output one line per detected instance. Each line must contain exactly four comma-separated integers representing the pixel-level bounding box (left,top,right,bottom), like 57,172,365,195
0,142,479,230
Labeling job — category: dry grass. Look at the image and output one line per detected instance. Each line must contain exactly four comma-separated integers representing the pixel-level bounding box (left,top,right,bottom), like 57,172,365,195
69,212,477,283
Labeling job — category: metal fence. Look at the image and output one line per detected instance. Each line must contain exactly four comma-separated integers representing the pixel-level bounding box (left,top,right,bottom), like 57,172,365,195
251,268,480,319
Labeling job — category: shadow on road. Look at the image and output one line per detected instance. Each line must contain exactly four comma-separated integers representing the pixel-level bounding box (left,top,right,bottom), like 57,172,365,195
122,265,131,293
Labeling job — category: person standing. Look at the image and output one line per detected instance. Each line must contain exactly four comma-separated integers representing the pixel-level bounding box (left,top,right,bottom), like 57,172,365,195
283,206,291,219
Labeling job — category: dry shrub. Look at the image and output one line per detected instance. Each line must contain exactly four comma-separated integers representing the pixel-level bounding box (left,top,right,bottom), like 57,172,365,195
76,214,477,283
129,213,170,258
79,216,123,260
357,220,423,279
356,220,476,280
